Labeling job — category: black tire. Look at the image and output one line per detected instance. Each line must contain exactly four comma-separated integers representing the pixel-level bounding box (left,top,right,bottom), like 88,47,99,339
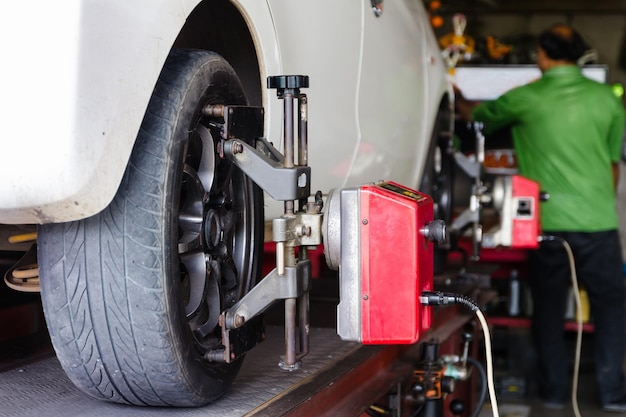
419,104,454,275
38,49,263,406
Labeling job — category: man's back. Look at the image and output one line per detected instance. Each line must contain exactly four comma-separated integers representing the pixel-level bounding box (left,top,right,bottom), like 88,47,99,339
473,65,624,232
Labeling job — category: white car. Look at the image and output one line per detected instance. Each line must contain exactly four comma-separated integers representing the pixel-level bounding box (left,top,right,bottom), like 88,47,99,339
0,0,452,407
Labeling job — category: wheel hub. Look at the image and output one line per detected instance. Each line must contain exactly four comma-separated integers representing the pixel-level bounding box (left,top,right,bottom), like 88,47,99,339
204,209,222,249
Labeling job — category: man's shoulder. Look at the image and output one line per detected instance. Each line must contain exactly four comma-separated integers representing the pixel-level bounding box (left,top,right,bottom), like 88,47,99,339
580,78,623,107
538,69,617,100
499,80,542,101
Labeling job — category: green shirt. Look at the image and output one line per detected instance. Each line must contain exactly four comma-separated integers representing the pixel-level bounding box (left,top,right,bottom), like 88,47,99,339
472,65,623,232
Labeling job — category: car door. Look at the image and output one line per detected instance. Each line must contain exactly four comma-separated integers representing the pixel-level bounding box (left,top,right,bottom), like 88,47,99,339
265,0,363,194
350,0,432,189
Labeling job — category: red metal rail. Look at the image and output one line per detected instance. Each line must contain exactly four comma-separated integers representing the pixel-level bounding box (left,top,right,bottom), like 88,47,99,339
246,293,489,417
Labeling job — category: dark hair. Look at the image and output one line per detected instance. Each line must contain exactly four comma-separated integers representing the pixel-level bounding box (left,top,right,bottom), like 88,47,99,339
538,24,589,62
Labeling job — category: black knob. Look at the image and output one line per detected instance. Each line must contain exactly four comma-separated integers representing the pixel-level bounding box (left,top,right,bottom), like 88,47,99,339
421,340,440,362
462,331,473,342
267,75,309,90
441,376,456,394
539,191,550,202
450,399,465,415
423,220,446,244
412,382,426,395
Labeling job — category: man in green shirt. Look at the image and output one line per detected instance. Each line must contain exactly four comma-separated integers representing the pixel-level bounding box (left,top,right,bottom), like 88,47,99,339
456,24,626,412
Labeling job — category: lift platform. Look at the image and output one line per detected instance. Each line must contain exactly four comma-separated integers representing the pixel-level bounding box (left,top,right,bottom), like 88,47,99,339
0,279,487,417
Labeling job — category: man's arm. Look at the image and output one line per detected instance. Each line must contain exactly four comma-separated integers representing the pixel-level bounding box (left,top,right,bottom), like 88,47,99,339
454,86,477,122
613,162,620,192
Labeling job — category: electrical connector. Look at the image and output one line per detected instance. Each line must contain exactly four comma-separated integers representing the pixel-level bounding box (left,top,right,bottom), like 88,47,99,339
420,291,478,312
422,291,499,416
419,291,457,306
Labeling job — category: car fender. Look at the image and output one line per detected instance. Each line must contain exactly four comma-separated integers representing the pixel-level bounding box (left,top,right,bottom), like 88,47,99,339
0,0,279,224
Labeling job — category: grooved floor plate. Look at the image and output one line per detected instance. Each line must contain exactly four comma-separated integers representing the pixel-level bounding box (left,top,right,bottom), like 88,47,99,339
0,326,358,417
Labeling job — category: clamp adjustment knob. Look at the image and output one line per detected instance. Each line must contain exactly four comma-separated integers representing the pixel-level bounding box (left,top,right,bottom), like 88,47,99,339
267,75,309,92
422,219,447,244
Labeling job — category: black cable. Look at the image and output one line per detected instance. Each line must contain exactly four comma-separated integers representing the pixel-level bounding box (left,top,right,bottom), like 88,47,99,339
538,234,562,243
420,291,496,417
420,291,479,312
466,356,488,417
409,404,425,417
538,234,584,417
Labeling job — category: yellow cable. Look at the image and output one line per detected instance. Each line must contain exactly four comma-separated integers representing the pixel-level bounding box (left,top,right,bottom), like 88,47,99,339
476,308,499,417
8,232,37,244
561,239,583,417
3,236,40,292
12,264,39,279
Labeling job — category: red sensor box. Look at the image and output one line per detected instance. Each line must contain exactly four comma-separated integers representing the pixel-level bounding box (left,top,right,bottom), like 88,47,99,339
335,181,434,344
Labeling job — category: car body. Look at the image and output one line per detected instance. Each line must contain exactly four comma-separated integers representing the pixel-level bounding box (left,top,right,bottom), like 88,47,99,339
0,0,449,224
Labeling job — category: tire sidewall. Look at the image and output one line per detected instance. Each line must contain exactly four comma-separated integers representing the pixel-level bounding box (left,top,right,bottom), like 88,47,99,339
136,50,250,400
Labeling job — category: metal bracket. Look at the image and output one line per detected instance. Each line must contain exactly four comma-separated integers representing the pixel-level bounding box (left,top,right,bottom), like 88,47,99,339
256,136,285,163
223,261,311,330
223,139,311,201
482,175,512,248
205,315,265,364
453,151,481,179
273,212,323,247
216,75,314,371
223,105,265,142
450,122,488,260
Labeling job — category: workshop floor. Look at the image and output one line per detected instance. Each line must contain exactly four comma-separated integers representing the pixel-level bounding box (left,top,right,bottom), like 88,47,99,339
0,271,620,417
478,325,613,417
272,275,615,416
481,373,611,417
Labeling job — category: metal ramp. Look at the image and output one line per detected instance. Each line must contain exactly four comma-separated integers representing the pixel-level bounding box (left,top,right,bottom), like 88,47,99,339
1,326,359,417
1,282,485,417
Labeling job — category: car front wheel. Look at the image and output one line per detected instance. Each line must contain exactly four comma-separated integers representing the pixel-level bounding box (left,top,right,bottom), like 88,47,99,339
38,49,263,406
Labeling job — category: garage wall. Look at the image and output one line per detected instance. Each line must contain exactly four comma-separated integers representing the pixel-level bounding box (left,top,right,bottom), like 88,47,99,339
435,12,626,84
435,5,626,260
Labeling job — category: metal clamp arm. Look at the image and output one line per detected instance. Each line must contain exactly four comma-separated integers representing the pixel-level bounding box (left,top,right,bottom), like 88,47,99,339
223,262,312,330
222,139,311,201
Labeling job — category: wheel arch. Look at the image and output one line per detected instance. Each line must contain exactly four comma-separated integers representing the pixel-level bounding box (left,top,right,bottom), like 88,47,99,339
432,91,454,160
0,0,274,224
418,89,455,188
174,0,267,108
420,90,455,275
419,91,454,210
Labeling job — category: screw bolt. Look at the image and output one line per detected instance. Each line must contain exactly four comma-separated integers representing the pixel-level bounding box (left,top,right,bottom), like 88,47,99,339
297,225,312,237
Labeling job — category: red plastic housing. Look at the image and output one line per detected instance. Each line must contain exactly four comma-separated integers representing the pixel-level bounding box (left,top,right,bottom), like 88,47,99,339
358,181,434,344
511,175,540,249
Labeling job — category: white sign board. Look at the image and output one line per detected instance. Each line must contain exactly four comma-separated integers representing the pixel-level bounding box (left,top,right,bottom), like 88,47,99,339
454,65,608,101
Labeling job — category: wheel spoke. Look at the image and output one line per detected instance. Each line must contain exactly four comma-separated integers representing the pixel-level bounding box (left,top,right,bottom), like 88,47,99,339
219,256,238,290
179,165,204,235
194,124,216,193
176,93,256,348
178,123,224,320
178,121,243,343
180,250,208,317
192,262,221,339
